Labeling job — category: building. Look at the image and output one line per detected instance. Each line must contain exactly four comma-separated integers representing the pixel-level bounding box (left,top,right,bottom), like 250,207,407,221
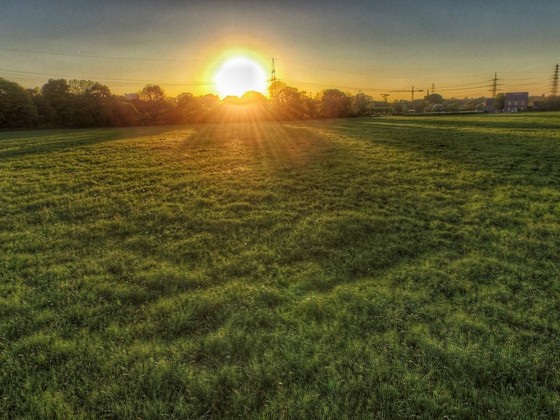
504,92,528,112
484,98,495,113
123,93,140,101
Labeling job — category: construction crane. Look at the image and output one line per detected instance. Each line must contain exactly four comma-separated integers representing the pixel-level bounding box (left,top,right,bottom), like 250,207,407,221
389,86,423,102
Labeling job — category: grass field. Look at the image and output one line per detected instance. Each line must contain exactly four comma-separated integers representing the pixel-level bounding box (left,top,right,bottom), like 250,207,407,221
1,113,560,418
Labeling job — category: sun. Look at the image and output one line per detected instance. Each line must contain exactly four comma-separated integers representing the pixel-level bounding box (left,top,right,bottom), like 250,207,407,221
214,57,267,98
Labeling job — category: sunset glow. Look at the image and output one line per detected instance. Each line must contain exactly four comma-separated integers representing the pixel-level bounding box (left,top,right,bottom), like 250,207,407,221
214,57,267,98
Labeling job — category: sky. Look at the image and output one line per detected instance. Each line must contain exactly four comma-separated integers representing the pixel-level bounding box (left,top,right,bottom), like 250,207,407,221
1,0,559,100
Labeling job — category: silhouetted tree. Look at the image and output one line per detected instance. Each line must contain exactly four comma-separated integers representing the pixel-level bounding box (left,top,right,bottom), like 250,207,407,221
28,87,54,126
67,80,113,127
199,94,220,109
111,99,142,126
41,79,72,126
351,92,373,116
302,94,318,119
542,97,560,111
69,80,111,98
0,78,38,128
425,93,443,104
443,101,460,112
392,101,408,115
320,89,351,118
198,94,221,122
426,103,444,113
272,85,308,120
175,93,202,123
409,99,427,113
139,84,165,102
268,80,287,100
241,91,267,107
493,93,505,111
137,84,168,123
160,101,179,124
462,101,475,112
222,95,241,105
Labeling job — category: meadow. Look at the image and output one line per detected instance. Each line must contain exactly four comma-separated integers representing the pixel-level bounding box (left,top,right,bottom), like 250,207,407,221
1,113,559,418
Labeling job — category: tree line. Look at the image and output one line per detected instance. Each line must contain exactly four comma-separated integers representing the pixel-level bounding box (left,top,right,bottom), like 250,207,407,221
2,77,559,130
0,77,383,129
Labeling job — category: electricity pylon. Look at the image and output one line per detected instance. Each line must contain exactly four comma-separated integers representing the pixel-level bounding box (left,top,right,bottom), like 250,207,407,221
489,72,501,98
269,58,277,99
551,64,559,97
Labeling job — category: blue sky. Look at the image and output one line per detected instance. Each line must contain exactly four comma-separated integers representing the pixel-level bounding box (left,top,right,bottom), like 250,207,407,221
1,0,559,98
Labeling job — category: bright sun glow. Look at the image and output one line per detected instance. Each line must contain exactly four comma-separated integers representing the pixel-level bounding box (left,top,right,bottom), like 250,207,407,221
214,57,267,98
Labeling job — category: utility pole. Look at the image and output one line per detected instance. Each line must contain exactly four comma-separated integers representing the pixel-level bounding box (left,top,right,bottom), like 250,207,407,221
270,58,277,99
489,72,501,98
389,86,423,102
551,64,559,97
381,93,390,105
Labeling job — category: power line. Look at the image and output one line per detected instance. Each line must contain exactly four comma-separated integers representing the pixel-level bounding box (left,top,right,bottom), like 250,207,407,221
3,44,556,84
0,68,212,86
436,84,492,92
0,46,196,63
0,66,536,98
283,79,386,92
1,57,555,99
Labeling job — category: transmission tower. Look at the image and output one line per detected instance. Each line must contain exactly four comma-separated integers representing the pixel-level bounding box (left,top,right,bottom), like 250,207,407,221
431,83,436,95
381,93,390,104
551,64,559,97
489,72,501,98
270,58,277,99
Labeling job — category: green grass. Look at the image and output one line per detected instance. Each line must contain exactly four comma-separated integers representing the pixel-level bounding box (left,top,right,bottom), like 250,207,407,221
1,113,560,418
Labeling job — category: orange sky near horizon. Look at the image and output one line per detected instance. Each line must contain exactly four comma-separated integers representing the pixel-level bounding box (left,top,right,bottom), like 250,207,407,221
1,1,559,101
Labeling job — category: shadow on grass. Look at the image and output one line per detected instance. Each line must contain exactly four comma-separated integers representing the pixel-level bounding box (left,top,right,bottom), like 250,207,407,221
262,114,560,293
0,126,180,160
331,115,560,189
395,113,560,131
